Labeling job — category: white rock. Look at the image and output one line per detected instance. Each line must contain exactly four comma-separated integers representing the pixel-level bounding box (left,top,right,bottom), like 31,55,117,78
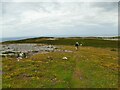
62,57,68,60
17,58,20,61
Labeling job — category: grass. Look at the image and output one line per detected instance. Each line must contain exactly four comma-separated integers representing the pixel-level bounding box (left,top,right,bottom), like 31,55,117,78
2,45,119,88
2,50,75,88
71,47,118,88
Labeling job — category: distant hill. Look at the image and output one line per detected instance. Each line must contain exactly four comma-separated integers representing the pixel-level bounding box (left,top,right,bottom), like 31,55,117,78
2,36,119,48
2,36,119,43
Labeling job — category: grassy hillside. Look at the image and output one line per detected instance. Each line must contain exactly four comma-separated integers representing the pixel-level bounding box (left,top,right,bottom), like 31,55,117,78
2,46,119,88
2,37,119,88
3,37,118,48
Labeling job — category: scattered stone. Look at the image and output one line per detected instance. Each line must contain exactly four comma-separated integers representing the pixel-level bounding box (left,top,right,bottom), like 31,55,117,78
64,50,73,53
34,70,38,72
17,57,22,61
62,57,68,60
47,56,53,60
22,73,32,77
80,77,83,80
17,59,19,62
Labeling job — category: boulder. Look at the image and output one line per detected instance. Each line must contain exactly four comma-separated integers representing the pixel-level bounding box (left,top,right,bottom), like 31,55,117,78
62,57,68,60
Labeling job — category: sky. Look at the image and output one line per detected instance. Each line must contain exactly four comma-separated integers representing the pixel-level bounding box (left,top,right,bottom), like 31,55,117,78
0,0,118,38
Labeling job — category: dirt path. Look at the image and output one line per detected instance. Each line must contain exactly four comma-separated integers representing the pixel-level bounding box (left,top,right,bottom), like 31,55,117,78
70,47,118,88
71,51,83,88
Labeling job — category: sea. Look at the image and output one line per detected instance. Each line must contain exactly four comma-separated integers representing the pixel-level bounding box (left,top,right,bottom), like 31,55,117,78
0,37,33,42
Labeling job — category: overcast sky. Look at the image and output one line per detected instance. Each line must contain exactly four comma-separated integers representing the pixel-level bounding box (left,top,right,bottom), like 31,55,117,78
1,1,118,38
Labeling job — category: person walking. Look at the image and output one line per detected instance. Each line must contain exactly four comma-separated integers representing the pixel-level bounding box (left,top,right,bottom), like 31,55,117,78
75,42,80,51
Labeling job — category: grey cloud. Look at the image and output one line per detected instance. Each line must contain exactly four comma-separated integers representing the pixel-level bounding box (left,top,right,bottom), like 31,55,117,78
2,2,118,38
92,2,118,12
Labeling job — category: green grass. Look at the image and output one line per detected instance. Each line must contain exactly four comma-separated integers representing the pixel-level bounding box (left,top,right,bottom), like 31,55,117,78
2,51,75,88
2,45,119,88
